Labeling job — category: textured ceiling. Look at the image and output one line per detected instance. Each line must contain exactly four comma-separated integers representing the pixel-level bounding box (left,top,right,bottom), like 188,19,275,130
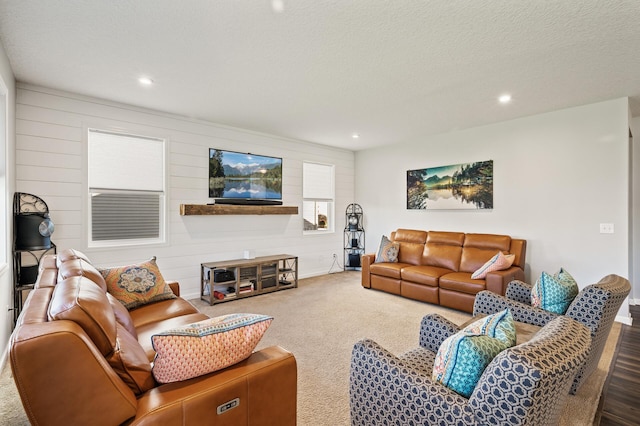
1,1,639,150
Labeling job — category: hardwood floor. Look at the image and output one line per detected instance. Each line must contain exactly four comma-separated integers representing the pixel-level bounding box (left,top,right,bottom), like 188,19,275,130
597,304,640,425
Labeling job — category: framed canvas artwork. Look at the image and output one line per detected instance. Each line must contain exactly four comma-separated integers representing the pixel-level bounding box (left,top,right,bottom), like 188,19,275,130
407,160,493,210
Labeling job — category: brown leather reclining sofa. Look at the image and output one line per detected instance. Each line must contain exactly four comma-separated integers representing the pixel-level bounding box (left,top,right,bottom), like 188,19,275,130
9,249,297,426
362,229,526,313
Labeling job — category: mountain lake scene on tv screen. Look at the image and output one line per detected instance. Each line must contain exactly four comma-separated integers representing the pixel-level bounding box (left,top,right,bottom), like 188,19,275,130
209,150,282,199
406,160,493,210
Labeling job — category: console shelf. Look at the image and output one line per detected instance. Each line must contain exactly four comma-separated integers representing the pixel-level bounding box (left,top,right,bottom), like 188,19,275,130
180,204,298,215
201,254,298,305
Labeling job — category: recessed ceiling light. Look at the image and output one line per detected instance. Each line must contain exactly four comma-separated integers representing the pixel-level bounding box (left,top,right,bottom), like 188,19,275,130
138,76,154,86
352,133,360,139
498,94,512,104
271,0,285,12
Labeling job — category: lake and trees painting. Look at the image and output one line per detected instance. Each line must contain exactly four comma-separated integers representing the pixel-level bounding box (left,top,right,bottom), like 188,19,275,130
406,160,493,210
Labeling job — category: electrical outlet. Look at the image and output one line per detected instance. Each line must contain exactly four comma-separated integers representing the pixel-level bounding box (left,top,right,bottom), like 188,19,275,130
599,223,614,234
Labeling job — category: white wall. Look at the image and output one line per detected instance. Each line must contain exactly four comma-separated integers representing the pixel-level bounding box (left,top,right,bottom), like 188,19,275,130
0,41,16,366
15,84,354,300
631,115,640,304
356,98,631,323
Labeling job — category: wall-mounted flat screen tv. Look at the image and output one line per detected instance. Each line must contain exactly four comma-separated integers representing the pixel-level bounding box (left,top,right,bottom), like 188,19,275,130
209,149,283,204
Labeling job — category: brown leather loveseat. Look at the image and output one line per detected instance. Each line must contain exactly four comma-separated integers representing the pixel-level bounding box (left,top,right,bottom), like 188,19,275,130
362,229,526,313
10,249,297,426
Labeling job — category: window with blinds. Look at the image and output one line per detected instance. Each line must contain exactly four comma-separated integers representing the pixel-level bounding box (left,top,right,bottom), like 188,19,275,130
88,129,166,246
303,162,334,233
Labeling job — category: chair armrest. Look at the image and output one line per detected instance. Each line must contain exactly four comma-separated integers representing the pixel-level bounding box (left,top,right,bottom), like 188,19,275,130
350,339,470,425
166,281,180,297
361,254,375,288
473,290,558,327
505,280,532,304
418,313,461,352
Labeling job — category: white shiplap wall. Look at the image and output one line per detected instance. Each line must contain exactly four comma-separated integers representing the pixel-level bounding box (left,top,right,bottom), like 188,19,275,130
15,84,354,299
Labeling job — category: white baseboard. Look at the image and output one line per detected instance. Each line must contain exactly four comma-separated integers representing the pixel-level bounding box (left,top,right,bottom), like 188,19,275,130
0,345,7,376
616,314,633,326
182,291,201,301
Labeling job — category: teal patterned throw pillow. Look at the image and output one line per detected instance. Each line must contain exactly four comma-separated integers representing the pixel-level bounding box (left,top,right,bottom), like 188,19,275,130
531,268,579,314
432,309,516,398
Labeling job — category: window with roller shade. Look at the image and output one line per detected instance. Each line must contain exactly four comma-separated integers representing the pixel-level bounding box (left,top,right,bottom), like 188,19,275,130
303,162,334,233
87,129,166,247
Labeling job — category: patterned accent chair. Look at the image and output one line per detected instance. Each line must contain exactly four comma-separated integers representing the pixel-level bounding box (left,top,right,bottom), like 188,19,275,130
350,315,590,426
473,274,630,394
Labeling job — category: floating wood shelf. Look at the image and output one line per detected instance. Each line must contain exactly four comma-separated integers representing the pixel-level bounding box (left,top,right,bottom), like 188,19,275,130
180,204,299,216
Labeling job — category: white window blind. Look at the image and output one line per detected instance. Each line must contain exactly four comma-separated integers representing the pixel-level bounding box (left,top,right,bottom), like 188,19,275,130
89,131,164,191
303,162,334,200
88,129,166,246
303,162,334,233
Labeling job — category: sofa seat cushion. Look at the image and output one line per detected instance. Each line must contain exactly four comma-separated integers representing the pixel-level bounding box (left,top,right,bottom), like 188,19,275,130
129,297,201,329
401,265,452,287
137,313,210,360
369,262,410,280
439,272,486,295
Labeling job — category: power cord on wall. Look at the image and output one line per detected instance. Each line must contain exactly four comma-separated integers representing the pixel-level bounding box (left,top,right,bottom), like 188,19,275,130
328,253,343,274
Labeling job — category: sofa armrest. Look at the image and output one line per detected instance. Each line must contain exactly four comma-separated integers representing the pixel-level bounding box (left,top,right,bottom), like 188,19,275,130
350,338,469,426
418,313,461,352
505,280,532,304
132,346,297,426
10,321,138,426
166,281,180,297
361,254,375,288
485,266,525,295
473,290,558,327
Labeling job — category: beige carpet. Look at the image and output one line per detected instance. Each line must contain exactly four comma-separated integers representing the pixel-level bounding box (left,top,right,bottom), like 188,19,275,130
0,271,621,425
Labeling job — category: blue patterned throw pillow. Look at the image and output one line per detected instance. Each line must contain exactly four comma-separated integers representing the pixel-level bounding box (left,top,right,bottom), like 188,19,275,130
531,268,579,314
432,309,516,398
375,235,399,263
